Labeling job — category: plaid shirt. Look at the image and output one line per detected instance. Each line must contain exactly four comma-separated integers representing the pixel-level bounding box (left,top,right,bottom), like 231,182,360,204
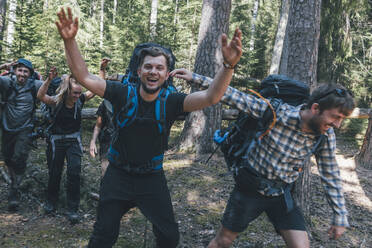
191,73,349,227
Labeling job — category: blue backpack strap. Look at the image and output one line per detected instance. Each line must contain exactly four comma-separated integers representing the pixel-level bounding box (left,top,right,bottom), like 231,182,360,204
155,88,170,134
116,83,138,128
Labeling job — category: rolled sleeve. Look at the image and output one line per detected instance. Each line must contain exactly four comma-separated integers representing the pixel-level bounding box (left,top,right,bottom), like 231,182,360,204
191,73,268,118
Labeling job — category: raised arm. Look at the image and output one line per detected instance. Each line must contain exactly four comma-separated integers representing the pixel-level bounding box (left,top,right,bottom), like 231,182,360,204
37,67,58,106
177,28,242,112
56,7,106,97
99,58,111,80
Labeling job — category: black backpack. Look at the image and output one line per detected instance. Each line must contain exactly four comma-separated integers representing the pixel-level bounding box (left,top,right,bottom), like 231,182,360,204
214,74,324,174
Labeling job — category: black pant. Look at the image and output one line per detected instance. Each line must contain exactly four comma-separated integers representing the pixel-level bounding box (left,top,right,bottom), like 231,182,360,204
46,138,82,211
1,128,32,175
88,164,179,248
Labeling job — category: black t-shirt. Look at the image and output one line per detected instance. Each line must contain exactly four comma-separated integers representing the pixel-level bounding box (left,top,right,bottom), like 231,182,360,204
54,94,86,134
104,80,186,165
96,100,114,143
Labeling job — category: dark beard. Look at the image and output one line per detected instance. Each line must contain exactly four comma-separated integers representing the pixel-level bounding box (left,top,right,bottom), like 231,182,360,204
141,81,161,94
307,116,322,135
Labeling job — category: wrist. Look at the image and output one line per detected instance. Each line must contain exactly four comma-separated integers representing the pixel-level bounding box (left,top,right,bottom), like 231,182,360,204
222,60,237,70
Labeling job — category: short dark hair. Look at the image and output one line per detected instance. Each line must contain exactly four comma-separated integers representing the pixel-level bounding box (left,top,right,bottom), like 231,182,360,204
138,47,171,70
307,83,355,115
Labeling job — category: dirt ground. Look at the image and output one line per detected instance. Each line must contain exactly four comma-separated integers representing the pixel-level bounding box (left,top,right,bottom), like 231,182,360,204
0,120,371,248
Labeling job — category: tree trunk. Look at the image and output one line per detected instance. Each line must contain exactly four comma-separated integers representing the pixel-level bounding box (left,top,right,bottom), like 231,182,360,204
5,0,16,54
285,0,322,216
178,0,231,155
269,0,290,74
99,0,104,49
0,0,7,61
356,112,372,168
113,0,117,24
249,0,259,51
173,0,179,44
149,0,158,41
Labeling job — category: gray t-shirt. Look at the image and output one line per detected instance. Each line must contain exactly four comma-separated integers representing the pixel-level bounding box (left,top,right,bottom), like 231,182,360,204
0,75,42,131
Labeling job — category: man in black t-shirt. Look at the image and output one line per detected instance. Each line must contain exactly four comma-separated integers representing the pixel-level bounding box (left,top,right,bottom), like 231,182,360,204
56,7,242,247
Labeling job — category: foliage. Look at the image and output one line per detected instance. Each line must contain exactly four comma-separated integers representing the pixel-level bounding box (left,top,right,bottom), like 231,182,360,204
318,0,371,107
0,0,369,108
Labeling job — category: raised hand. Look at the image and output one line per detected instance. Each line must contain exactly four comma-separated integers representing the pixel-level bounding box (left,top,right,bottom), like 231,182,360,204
56,7,79,41
221,28,243,68
100,58,111,70
48,66,58,80
169,68,193,82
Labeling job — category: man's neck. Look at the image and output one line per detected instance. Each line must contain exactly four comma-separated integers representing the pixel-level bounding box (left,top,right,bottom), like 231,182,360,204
139,86,160,102
299,109,315,134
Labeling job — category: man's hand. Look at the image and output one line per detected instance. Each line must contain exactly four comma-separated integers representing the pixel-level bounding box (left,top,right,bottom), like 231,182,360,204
48,66,58,81
56,7,79,41
100,58,111,70
90,140,97,158
221,28,242,68
169,68,193,82
328,225,346,240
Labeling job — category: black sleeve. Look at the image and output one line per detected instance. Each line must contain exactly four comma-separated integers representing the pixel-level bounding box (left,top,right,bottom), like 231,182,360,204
96,102,105,116
103,80,128,111
166,92,187,121
80,93,86,105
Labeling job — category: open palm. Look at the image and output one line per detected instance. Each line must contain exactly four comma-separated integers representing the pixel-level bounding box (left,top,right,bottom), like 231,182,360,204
221,28,243,67
56,7,79,40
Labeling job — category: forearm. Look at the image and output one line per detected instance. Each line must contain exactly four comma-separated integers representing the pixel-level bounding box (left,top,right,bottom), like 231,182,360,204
90,125,101,144
99,68,106,80
64,39,106,96
204,67,234,105
37,78,51,99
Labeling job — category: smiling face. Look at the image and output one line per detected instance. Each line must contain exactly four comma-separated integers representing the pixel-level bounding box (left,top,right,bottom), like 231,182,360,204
67,78,82,103
137,55,169,95
307,104,348,134
14,65,31,85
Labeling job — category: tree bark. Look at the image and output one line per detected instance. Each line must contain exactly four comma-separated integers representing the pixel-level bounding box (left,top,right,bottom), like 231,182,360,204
356,112,372,168
0,0,7,61
269,0,290,74
149,0,158,41
178,0,231,155
285,0,322,216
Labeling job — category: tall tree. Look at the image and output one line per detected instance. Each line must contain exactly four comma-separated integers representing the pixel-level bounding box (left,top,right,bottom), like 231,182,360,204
356,113,372,168
178,0,231,154
0,0,7,61
249,0,259,51
284,0,322,216
5,0,16,55
269,0,290,74
149,0,158,40
99,0,104,48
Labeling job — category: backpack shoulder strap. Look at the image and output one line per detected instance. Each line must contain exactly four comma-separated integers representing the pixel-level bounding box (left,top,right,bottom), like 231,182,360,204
155,88,170,134
115,83,138,128
312,134,326,155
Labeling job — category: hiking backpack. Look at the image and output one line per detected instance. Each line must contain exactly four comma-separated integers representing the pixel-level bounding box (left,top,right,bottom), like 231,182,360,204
214,74,325,175
107,43,178,172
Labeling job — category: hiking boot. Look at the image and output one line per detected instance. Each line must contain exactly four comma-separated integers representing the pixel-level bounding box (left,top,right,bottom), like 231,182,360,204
44,201,56,214
8,188,19,211
66,210,79,224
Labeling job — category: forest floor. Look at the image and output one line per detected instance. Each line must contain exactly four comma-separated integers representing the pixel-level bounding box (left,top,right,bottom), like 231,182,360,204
0,120,371,248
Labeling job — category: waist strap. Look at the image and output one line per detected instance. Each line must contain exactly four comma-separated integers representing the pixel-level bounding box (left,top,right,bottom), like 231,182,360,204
49,131,83,161
237,165,294,212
